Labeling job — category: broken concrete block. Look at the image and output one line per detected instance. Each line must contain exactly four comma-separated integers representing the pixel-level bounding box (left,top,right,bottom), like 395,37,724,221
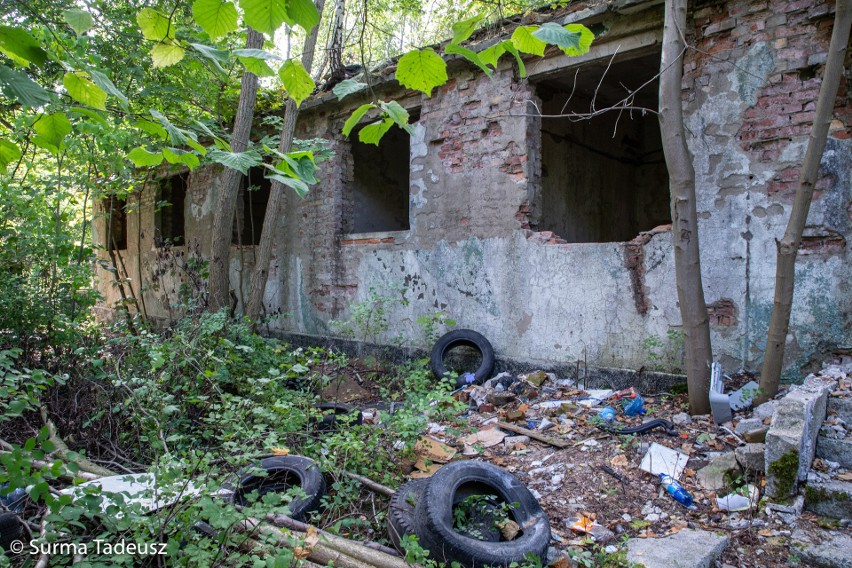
816,436,852,469
765,377,834,499
735,417,764,435
503,435,530,448
804,480,852,520
735,443,766,474
523,370,548,387
486,391,516,407
625,528,728,568
794,530,852,568
752,400,779,421
828,396,852,424
696,452,741,491
743,427,769,443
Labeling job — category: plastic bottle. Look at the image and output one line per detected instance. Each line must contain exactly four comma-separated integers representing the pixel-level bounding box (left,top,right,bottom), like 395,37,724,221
659,473,693,508
597,406,616,422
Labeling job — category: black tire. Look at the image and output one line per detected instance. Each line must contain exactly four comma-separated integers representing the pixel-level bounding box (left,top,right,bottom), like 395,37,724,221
231,456,325,521
0,512,23,554
313,402,363,432
430,330,495,388
412,461,550,568
387,478,429,553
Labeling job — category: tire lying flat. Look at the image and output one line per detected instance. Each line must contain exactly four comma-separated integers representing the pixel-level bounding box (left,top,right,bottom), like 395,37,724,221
386,478,429,553
232,456,325,521
430,329,495,388
313,402,363,432
412,461,550,567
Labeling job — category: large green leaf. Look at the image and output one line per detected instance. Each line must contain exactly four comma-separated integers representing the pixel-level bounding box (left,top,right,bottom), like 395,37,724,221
285,0,320,32
445,43,492,77
150,109,188,145
127,147,165,167
191,43,230,74
89,70,128,110
560,24,594,56
134,119,168,139
239,0,289,36
478,42,506,69
193,120,230,150
0,26,48,67
32,113,72,155
379,100,412,134
232,48,281,60
511,26,546,57
358,118,394,146
531,22,582,52
192,0,238,38
162,147,200,169
451,14,484,45
68,106,107,125
63,9,93,36
395,48,447,97
0,140,22,172
276,151,317,183
342,103,375,137
279,59,314,107
266,172,309,198
208,149,262,175
151,41,186,68
501,41,526,78
63,72,107,110
0,64,53,107
332,79,367,101
137,8,175,41
238,56,274,77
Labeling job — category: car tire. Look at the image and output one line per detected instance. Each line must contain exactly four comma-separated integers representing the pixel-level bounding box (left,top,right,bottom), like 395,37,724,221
231,456,325,521
386,478,429,553
0,512,23,554
412,461,550,568
314,402,363,432
430,330,495,388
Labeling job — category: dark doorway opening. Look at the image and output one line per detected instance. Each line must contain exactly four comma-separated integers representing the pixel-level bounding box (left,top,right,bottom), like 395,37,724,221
233,167,271,246
155,173,188,246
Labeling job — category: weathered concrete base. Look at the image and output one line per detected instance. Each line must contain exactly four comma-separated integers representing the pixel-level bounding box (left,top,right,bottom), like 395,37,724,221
696,452,741,491
625,528,728,568
735,443,765,474
827,397,852,425
804,480,852,520
794,531,852,568
765,377,834,499
816,436,852,469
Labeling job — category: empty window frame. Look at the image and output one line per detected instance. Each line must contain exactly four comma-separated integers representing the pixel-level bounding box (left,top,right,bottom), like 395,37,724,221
104,195,127,250
155,173,188,246
534,51,670,243
345,111,419,234
233,167,271,246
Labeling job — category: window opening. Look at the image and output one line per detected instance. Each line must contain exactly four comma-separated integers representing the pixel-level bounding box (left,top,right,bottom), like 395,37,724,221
233,167,271,246
534,51,670,243
105,195,127,250
155,172,188,246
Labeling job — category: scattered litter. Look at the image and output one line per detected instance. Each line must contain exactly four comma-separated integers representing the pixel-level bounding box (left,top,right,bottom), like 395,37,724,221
622,395,645,416
716,484,759,512
575,389,613,407
659,473,694,508
414,436,457,463
729,381,760,411
598,406,616,422
639,442,689,479
709,362,732,424
461,427,508,455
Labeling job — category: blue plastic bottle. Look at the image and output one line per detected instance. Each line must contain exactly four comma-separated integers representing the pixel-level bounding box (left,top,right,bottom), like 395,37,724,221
659,473,693,508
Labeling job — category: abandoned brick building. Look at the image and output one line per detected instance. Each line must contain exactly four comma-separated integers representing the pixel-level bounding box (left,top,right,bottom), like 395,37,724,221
95,0,852,379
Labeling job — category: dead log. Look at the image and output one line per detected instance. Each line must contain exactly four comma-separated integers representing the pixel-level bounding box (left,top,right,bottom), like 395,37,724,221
263,513,401,558
496,421,570,448
343,471,396,497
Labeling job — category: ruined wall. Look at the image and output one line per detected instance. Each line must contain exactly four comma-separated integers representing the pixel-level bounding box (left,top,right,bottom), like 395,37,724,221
95,0,851,378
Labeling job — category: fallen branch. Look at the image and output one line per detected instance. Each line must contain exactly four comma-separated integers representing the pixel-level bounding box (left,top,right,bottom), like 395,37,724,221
343,471,396,497
496,421,570,448
0,452,101,482
41,408,118,477
264,513,400,558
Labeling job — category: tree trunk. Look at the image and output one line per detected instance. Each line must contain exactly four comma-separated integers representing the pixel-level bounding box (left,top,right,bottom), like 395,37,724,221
208,28,265,312
328,0,346,84
759,0,851,401
659,0,712,414
245,0,327,322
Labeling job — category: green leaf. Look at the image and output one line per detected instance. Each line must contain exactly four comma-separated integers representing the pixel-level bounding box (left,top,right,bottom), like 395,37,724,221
151,41,186,68
560,24,594,56
63,72,107,110
266,172,309,198
0,64,53,107
279,59,314,107
358,118,393,146
0,26,48,67
191,43,229,74
332,79,367,101
342,103,375,137
88,70,128,110
68,106,107,125
162,147,200,169
275,151,317,183
184,135,207,156
150,110,189,146
531,22,582,52
238,56,275,77
379,100,412,134
137,8,176,41
33,113,72,155
134,119,168,139
511,26,546,57
285,0,320,32
0,140,22,172
208,149,262,174
478,42,506,69
192,0,238,38
451,14,484,45
193,120,230,150
501,41,526,78
396,48,447,97
232,48,281,61
63,9,93,36
127,147,164,167
445,43,492,77
239,0,289,36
